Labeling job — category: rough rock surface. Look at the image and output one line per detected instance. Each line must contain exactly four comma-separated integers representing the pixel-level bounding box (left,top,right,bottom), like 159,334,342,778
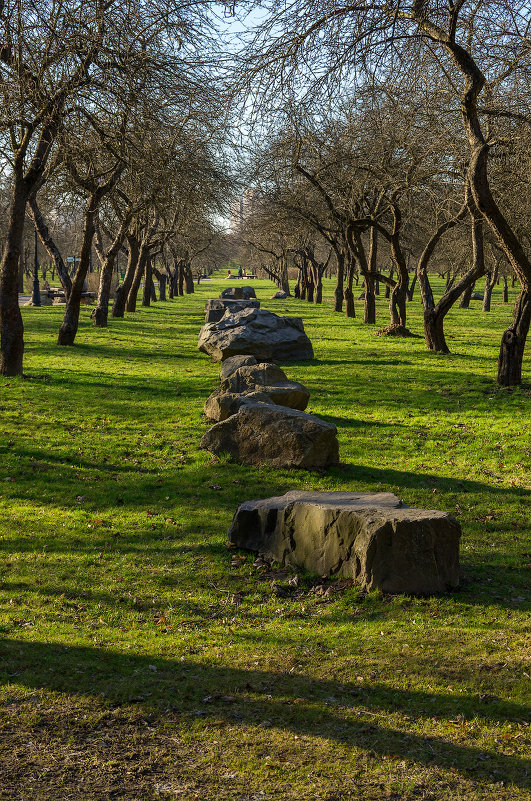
219,355,258,381
204,298,260,323
271,290,288,299
204,363,310,421
220,286,244,300
203,391,273,422
242,286,257,299
221,363,309,410
200,403,338,469
197,307,314,363
228,490,461,594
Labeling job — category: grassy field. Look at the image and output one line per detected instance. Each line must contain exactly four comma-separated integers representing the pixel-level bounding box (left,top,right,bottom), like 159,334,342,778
0,276,529,801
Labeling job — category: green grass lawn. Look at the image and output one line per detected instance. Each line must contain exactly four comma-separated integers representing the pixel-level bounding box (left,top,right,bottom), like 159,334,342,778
0,276,529,800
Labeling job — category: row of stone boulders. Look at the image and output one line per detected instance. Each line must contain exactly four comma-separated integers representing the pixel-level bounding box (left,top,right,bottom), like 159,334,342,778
198,291,339,469
197,288,461,595
200,355,339,469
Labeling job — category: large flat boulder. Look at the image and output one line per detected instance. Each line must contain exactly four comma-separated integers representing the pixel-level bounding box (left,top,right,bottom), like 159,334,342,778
200,404,338,469
197,307,314,363
228,491,461,595
204,298,260,323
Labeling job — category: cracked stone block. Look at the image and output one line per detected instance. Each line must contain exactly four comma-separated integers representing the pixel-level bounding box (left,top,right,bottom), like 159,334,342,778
228,490,461,595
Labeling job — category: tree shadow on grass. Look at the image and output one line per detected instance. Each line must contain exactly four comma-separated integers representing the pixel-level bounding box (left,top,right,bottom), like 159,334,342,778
0,638,529,789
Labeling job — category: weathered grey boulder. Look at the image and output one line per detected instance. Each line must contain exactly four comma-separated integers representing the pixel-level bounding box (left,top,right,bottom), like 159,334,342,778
242,286,257,299
220,354,258,381
471,292,484,301
203,390,273,422
221,363,309,411
197,307,314,363
204,363,310,421
228,490,461,595
271,290,288,299
204,298,260,323
220,286,244,300
201,403,338,469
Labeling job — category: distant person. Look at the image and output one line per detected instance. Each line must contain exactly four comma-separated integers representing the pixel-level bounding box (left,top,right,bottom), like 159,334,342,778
237,266,243,279
227,269,231,279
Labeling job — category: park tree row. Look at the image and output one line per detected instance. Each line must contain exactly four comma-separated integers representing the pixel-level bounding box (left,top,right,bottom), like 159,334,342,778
230,0,530,386
0,0,231,374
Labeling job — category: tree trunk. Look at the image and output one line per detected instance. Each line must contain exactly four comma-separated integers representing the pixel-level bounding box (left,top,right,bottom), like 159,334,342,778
384,269,393,299
177,265,184,296
280,256,290,295
294,269,301,299
28,194,72,298
158,274,167,301
142,255,153,307
423,204,485,353
503,276,508,303
483,268,498,312
497,289,531,386
459,282,474,308
424,307,450,353
344,260,355,318
58,196,96,346
93,227,128,327
184,265,194,294
306,266,315,303
126,248,147,313
407,273,417,301
389,284,407,326
334,252,344,312
112,236,139,318
364,227,377,324
93,259,115,327
0,174,27,375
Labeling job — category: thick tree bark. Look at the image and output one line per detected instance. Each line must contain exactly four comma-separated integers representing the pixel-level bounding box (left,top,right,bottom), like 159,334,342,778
424,308,449,352
389,284,407,326
502,276,508,303
58,195,97,345
497,290,531,386
0,173,27,375
112,235,139,318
